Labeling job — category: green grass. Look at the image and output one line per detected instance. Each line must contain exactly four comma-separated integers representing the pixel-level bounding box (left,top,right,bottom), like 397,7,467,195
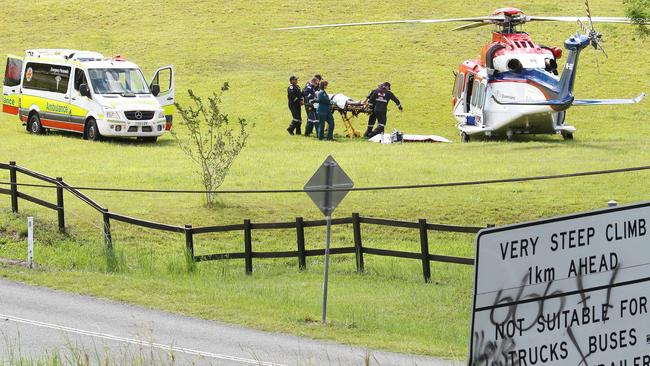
1,0,649,360
2,332,179,365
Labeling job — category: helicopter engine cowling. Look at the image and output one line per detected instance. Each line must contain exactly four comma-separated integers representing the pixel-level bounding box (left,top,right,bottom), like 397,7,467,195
507,58,524,72
492,53,549,73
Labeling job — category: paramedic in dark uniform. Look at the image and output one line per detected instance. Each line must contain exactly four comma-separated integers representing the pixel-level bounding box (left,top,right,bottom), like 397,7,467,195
286,75,303,135
366,82,403,139
363,83,383,138
302,77,319,136
314,74,322,90
316,80,335,141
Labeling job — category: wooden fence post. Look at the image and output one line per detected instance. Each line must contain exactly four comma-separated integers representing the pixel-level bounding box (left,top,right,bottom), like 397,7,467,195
56,177,65,234
9,161,18,213
352,213,364,273
102,208,112,250
418,218,431,283
244,219,252,275
185,224,195,272
296,217,306,270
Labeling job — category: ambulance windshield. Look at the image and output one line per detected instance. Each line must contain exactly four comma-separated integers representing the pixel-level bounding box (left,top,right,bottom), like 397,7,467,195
88,68,150,95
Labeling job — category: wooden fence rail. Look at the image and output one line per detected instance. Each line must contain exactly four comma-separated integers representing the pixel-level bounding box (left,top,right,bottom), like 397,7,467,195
0,161,490,283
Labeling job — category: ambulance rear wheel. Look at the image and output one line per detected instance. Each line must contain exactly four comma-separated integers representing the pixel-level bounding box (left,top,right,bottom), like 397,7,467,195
460,132,470,143
86,119,101,141
562,132,574,140
28,113,43,135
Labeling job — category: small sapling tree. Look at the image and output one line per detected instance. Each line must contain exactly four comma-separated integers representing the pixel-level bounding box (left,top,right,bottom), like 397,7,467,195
172,83,251,207
624,0,650,38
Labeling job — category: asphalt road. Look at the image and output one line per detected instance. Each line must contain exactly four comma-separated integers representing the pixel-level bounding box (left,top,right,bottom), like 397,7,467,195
0,278,462,365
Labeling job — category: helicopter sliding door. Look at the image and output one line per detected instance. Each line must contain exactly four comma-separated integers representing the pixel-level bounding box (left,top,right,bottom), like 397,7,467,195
468,79,487,126
464,73,474,113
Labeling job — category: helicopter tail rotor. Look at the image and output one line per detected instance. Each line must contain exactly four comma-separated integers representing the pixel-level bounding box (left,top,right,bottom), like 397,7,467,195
583,0,608,73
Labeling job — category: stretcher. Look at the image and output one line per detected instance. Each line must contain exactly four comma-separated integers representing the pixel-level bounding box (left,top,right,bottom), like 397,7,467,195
330,94,372,138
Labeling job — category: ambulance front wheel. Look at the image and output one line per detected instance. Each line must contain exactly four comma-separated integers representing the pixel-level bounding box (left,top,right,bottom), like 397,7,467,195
28,113,44,135
85,119,102,141
460,132,470,143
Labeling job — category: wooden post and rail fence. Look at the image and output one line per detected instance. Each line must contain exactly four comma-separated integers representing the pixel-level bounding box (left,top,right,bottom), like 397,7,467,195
0,161,492,282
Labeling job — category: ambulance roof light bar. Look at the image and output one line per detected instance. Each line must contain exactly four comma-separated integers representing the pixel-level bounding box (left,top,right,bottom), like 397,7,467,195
25,49,106,62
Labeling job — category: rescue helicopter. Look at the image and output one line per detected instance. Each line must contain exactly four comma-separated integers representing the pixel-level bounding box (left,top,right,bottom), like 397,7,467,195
277,2,647,142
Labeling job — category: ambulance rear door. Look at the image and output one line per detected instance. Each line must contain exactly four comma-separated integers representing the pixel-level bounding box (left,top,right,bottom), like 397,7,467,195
150,65,174,130
3,55,23,116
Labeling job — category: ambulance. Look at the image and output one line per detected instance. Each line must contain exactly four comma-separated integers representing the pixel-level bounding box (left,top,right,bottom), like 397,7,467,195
2,49,174,142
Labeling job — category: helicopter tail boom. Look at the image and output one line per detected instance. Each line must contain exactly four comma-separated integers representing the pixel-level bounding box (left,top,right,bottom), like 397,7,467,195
492,93,645,108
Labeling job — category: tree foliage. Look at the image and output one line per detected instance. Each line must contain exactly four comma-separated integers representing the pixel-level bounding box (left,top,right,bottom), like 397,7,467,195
172,83,251,207
624,0,650,38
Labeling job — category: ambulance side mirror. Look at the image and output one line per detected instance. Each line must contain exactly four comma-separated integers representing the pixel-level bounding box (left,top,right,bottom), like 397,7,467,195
79,84,91,98
151,84,160,97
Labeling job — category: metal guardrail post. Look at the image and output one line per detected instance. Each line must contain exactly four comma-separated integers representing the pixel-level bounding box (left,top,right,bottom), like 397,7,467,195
9,161,18,213
244,219,253,274
185,224,195,272
56,177,65,234
296,217,306,270
418,218,432,283
352,213,364,273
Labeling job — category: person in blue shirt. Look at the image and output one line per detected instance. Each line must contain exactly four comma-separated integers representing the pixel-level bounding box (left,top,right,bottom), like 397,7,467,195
316,80,335,141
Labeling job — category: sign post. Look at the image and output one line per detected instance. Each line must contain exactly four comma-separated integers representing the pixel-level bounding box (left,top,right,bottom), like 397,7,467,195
469,202,650,365
304,156,353,323
27,217,34,269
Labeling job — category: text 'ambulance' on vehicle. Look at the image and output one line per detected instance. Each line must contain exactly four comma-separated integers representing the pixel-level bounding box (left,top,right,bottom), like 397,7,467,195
2,49,174,142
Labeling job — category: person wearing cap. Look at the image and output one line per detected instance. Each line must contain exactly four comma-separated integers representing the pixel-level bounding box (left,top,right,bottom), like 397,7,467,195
302,77,319,136
286,75,303,135
316,80,335,141
363,83,384,138
366,82,403,139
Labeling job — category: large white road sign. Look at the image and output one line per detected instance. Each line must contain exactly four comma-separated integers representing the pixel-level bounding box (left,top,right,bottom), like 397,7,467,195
469,202,650,365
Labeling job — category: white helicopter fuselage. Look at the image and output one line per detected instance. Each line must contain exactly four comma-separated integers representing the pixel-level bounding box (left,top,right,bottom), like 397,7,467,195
454,76,574,138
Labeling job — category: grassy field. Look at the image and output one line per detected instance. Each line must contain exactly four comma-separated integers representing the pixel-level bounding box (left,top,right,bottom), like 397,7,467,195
1,0,649,360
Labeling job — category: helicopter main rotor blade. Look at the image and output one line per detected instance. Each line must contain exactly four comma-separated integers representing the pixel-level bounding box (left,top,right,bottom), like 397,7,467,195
274,16,504,30
596,41,608,58
528,16,649,24
450,22,494,31
585,0,596,30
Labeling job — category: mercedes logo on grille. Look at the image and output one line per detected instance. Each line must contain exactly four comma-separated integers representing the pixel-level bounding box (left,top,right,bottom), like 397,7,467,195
134,111,143,120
